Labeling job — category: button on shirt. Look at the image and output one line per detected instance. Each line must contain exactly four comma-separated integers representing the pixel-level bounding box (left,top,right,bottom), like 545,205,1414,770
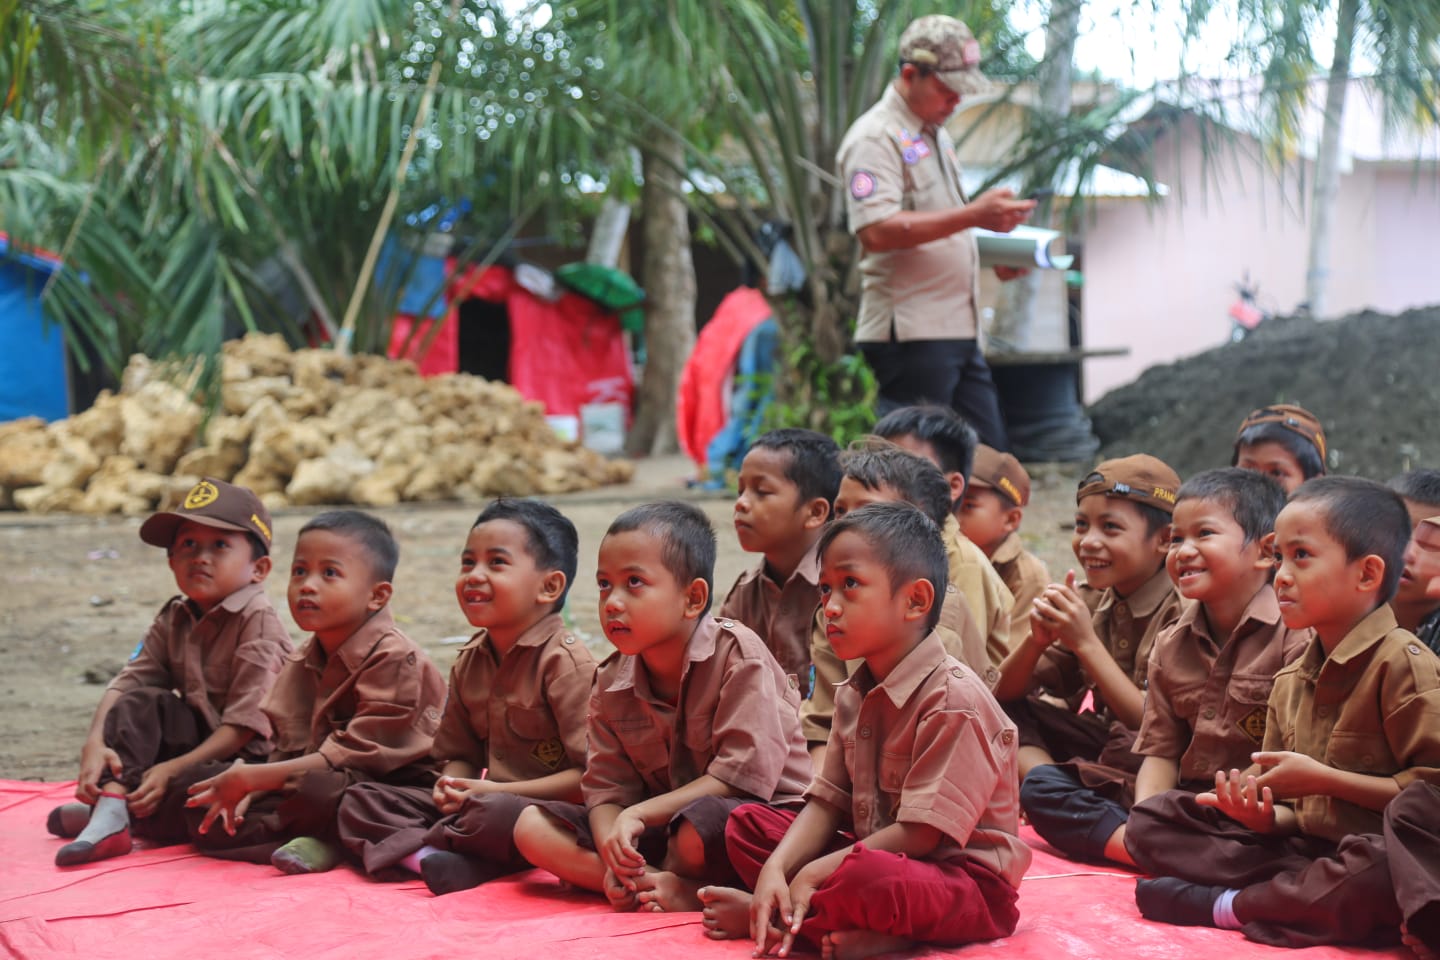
1135,586,1312,783
108,583,292,758
1264,605,1440,842
583,616,812,810
719,541,823,696
430,613,596,783
809,632,1030,887
838,84,980,343
263,607,446,777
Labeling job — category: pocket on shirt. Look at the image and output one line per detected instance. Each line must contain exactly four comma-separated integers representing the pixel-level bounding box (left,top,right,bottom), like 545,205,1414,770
506,703,559,743
611,717,669,775
1326,729,1393,775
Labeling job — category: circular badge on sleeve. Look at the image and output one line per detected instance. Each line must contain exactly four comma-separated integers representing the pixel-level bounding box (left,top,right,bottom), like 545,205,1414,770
849,170,876,200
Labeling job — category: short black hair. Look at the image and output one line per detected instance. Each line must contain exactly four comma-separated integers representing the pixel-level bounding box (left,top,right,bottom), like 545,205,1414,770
873,405,978,483
1176,468,1287,545
1388,470,1440,513
245,532,269,561
1233,422,1325,479
839,443,952,529
472,498,579,613
818,501,948,633
1288,476,1411,603
298,510,400,583
605,501,717,614
748,428,842,511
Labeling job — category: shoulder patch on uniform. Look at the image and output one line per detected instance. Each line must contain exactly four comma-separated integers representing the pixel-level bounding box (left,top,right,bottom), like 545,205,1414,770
849,170,876,200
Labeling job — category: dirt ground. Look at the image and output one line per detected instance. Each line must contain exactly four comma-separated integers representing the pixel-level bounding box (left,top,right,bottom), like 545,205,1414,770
0,453,1087,783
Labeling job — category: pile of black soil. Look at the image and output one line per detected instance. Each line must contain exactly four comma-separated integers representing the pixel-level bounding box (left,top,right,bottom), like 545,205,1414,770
1088,305,1440,480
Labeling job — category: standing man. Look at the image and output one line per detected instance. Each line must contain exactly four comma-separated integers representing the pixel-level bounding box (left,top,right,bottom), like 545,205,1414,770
839,14,1035,451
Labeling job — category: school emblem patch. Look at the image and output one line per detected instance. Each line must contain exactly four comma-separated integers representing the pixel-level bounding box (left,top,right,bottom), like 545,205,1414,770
1236,706,1267,745
850,170,876,200
184,481,219,510
531,737,565,770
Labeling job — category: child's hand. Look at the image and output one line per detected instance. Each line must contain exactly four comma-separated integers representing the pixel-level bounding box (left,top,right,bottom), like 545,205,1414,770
127,759,180,818
1196,768,1276,832
1027,605,1056,650
76,741,123,803
1251,751,1329,799
750,863,799,957
598,807,647,887
1034,571,1098,653
185,759,260,836
433,776,494,814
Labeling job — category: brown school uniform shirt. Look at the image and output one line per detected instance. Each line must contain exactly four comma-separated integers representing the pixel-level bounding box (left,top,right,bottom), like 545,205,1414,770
810,631,1031,887
263,607,446,778
945,515,1015,667
108,582,292,759
1263,604,1440,842
990,532,1050,654
430,612,597,783
583,616,812,810
1034,565,1181,722
1135,586,1312,785
719,540,822,695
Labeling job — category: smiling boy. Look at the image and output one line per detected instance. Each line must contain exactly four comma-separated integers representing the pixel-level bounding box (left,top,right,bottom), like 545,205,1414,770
49,479,291,866
512,501,811,913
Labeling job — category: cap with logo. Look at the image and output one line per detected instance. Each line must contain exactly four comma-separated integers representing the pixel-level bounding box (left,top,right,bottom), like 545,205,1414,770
898,15,991,98
1234,403,1327,462
140,478,273,554
1076,454,1180,514
970,444,1031,507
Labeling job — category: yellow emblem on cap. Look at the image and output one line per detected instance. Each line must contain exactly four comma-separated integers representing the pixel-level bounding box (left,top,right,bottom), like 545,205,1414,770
184,481,220,510
997,477,1022,504
251,513,272,542
1152,486,1177,504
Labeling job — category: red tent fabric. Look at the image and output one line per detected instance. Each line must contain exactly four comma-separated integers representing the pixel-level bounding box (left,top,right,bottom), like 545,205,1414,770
675,286,773,466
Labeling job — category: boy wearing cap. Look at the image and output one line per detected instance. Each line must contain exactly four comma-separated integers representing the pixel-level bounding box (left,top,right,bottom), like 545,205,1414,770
838,15,1035,450
994,455,1182,785
961,444,1051,654
49,478,292,866
1232,403,1326,494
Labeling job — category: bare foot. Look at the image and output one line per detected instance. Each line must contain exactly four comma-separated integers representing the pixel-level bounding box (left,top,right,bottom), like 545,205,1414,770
633,867,702,913
697,885,752,940
602,867,638,912
820,930,913,960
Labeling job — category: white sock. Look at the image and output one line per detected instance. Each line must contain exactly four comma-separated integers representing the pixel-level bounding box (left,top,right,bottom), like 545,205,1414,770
75,793,129,845
399,844,442,874
1212,888,1242,930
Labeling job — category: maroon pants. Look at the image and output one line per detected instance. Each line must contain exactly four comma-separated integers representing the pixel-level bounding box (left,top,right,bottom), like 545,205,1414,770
725,803,1019,948
1127,789,1400,947
532,795,745,884
337,782,533,875
1385,781,1440,953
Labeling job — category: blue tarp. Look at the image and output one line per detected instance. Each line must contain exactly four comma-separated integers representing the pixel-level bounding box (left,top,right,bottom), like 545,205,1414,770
0,236,68,422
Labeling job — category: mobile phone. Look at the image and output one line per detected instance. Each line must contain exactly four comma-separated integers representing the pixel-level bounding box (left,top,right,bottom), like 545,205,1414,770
1027,187,1055,201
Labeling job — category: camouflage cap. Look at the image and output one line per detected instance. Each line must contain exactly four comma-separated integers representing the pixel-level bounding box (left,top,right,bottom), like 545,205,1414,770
970,444,1031,507
140,478,273,554
1076,454,1180,514
899,15,991,98
1235,403,1327,463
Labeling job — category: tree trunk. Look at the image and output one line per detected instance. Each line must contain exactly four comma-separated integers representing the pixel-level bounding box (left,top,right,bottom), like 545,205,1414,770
1305,0,1358,320
627,137,696,456
991,0,1081,349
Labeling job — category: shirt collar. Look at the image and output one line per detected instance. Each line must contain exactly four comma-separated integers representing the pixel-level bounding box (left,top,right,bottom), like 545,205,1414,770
461,612,567,653
303,606,398,673
1173,583,1282,643
180,581,266,622
1323,604,1401,667
853,631,949,709
1096,565,1174,618
603,616,719,694
989,532,1022,565
881,82,927,136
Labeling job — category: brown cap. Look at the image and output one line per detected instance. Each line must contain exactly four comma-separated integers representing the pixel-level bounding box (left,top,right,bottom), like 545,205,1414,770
970,444,1030,507
1077,455,1180,514
1235,403,1327,462
899,15,991,98
140,478,273,553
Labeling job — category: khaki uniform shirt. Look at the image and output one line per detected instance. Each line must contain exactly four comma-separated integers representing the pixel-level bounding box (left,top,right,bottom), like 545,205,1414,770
109,583,291,758
990,532,1051,654
1264,605,1440,842
810,631,1030,887
1034,566,1181,721
945,515,1015,667
838,84,980,342
430,613,596,783
263,607,446,777
583,616,812,810
719,541,823,696
1135,587,1311,784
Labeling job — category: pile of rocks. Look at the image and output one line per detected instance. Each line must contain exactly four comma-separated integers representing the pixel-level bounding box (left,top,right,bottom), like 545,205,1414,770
0,333,633,515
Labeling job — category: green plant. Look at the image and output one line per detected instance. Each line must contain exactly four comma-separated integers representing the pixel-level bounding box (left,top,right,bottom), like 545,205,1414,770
760,335,878,447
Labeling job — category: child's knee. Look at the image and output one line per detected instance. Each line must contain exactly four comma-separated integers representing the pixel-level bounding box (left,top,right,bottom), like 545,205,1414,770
666,819,707,874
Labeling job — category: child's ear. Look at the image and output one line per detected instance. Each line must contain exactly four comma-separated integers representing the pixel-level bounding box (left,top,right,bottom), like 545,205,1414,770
251,555,273,582
1356,554,1387,595
538,570,567,605
802,496,831,530
902,577,936,621
1254,532,1277,571
946,472,966,508
368,580,394,612
682,578,710,619
1003,506,1023,536
1152,523,1173,557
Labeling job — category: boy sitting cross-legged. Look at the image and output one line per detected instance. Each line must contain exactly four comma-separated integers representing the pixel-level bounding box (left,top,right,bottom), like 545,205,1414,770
512,501,811,913
720,428,841,696
1128,477,1440,948
335,499,597,894
181,510,447,874
696,502,1030,960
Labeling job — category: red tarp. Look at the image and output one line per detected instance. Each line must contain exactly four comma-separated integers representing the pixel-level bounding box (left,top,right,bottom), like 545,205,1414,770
675,287,773,467
0,780,1400,960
